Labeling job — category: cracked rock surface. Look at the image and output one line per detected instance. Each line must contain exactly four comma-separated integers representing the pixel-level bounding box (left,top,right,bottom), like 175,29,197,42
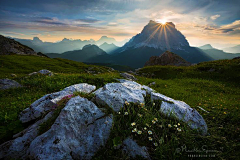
151,92,208,135
29,96,113,160
19,83,96,123
122,137,150,159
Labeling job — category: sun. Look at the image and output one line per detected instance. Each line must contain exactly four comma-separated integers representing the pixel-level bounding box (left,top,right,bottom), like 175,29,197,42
156,19,167,25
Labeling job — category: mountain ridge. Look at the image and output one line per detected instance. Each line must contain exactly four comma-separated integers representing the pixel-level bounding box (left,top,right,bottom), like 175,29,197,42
46,44,107,62
99,42,119,54
223,44,240,53
199,44,214,50
14,36,128,53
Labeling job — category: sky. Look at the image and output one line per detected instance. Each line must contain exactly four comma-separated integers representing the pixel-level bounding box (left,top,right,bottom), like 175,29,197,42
0,0,240,48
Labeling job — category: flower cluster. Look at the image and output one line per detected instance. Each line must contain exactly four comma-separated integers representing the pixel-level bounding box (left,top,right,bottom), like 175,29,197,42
122,101,184,150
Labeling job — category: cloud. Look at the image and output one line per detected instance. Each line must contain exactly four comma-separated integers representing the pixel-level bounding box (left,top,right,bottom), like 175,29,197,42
210,14,220,20
197,20,240,35
220,20,240,30
218,20,240,33
35,17,53,21
75,18,100,23
4,32,25,36
107,22,118,26
33,20,67,25
30,17,67,25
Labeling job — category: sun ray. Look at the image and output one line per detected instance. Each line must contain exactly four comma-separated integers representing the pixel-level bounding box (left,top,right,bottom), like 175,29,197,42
143,24,162,47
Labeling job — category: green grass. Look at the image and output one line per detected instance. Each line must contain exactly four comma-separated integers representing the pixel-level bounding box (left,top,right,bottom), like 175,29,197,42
0,55,239,159
0,55,114,78
138,59,240,85
0,72,121,143
135,59,240,159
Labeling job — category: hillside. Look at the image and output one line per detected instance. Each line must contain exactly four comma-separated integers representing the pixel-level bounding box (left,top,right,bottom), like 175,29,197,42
0,55,240,159
0,55,113,78
99,42,119,54
138,58,240,84
0,35,37,55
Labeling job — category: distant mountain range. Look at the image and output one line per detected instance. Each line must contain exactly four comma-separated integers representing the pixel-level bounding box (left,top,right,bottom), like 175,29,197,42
45,20,240,69
198,44,240,60
46,44,107,62
223,45,240,53
14,36,127,54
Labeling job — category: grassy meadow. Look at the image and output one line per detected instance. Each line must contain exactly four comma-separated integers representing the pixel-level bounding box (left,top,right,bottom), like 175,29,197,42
0,55,239,159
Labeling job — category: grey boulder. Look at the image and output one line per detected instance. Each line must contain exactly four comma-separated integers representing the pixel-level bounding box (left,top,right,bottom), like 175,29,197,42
19,83,96,123
28,96,113,160
94,80,150,112
122,137,150,159
0,78,22,90
28,69,53,76
151,92,208,135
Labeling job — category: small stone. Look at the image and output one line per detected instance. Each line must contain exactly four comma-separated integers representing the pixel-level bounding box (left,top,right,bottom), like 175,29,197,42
38,69,53,76
122,137,150,159
120,72,137,81
28,72,38,76
0,78,22,90
10,74,17,77
148,82,156,87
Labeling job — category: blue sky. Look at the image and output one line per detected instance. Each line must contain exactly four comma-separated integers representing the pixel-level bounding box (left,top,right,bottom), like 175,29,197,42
0,0,239,48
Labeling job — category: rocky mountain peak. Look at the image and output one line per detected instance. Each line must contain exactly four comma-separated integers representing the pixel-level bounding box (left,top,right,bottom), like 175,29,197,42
98,35,116,41
33,37,42,42
145,51,191,66
199,44,214,50
148,20,175,28
123,20,189,50
61,38,71,42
